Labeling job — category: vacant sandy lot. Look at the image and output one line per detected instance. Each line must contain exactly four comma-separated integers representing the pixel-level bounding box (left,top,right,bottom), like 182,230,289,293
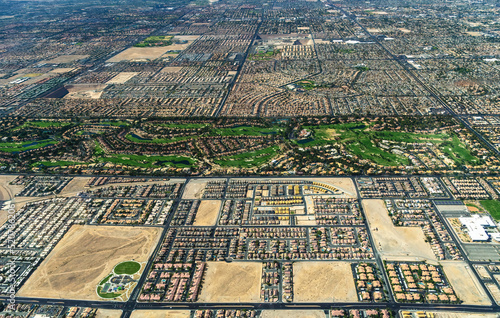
442,261,491,306
198,262,261,303
363,199,436,261
49,68,76,74
293,262,357,302
314,178,357,198
18,225,161,300
95,309,122,318
0,175,20,201
64,84,108,99
59,177,91,195
107,72,138,84
433,312,498,318
261,311,325,318
44,55,89,64
107,47,172,62
130,311,190,318
182,178,226,199
193,200,221,226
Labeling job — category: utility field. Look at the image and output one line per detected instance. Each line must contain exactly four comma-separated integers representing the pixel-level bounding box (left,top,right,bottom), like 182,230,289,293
18,225,161,300
198,262,262,303
293,262,357,302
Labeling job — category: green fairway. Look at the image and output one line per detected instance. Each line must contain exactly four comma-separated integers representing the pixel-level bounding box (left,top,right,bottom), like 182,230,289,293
297,123,478,167
215,145,280,168
134,35,173,47
125,133,195,144
211,126,282,136
114,261,141,275
480,200,500,221
156,123,210,129
97,154,195,168
0,140,57,153
31,160,85,167
11,121,71,131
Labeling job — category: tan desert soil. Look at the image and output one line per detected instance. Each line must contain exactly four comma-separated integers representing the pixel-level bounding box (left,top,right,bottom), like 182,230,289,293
18,225,161,301
363,199,436,261
293,261,358,302
193,200,221,226
441,261,491,306
261,310,326,318
198,262,261,303
130,310,190,318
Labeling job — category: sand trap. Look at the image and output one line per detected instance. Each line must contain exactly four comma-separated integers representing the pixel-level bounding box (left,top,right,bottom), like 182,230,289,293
130,310,189,318
363,199,436,261
198,262,261,303
293,262,357,302
95,309,122,318
106,72,138,84
18,225,161,301
107,47,172,62
441,261,491,306
193,200,221,226
261,311,325,318
44,55,89,64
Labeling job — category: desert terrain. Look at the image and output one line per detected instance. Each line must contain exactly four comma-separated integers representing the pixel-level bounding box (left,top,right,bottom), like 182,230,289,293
363,199,436,261
198,262,261,303
441,261,491,306
193,200,221,226
261,310,326,318
18,225,161,300
95,309,122,318
293,261,357,302
130,310,190,318
107,47,173,62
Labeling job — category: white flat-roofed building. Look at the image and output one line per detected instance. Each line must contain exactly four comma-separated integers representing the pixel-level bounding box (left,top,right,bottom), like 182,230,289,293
459,214,496,241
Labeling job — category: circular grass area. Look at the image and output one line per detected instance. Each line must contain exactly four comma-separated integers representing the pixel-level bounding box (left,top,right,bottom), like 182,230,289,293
114,261,141,275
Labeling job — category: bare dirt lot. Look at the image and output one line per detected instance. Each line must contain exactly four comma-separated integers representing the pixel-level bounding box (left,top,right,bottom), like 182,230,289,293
433,312,498,318
441,261,491,306
130,310,190,318
64,84,108,99
261,311,325,318
106,72,139,84
59,177,91,195
193,200,221,226
363,199,436,261
18,225,161,300
182,178,225,199
49,68,76,74
95,309,122,318
314,177,357,198
107,47,172,62
198,262,261,303
293,261,357,302
44,55,89,64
